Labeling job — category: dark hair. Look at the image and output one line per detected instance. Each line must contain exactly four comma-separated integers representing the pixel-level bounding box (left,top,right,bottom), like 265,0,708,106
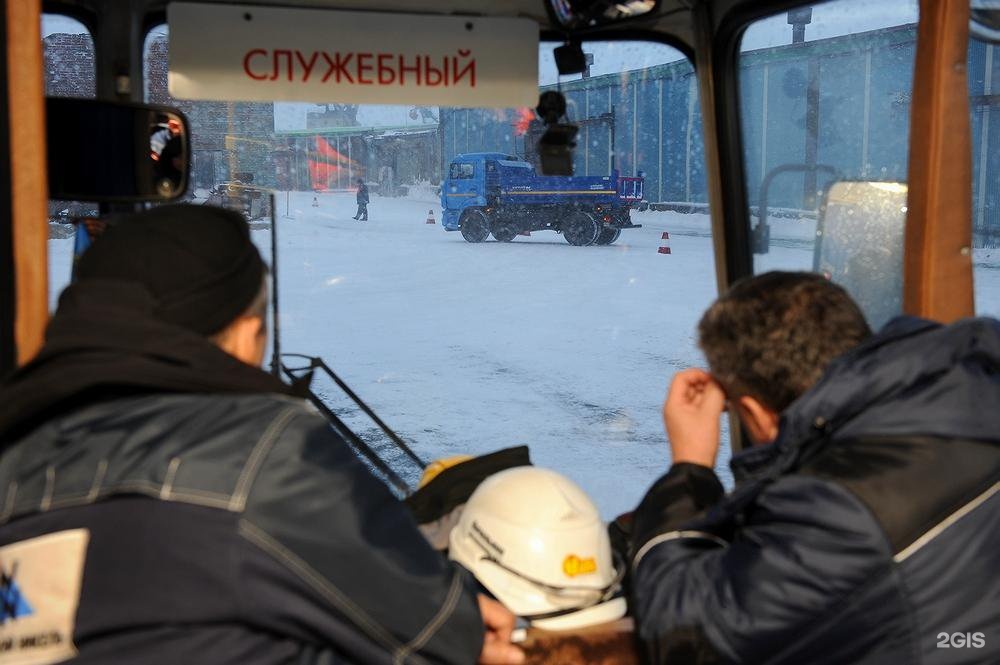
698,271,872,412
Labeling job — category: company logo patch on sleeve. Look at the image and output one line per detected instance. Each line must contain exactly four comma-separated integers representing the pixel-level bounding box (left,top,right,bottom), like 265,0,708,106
0,529,89,665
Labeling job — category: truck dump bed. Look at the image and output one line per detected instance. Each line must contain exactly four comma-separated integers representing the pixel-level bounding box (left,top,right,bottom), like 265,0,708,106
493,159,620,206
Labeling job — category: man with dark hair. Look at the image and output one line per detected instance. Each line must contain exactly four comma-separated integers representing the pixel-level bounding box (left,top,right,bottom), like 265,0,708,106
629,271,1000,664
0,205,522,665
696,271,872,440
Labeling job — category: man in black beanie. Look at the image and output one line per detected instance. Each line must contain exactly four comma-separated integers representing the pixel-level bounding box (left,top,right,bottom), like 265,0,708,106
0,205,522,665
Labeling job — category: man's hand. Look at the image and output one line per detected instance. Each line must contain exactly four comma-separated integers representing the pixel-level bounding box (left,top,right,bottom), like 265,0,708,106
664,368,727,468
477,595,525,664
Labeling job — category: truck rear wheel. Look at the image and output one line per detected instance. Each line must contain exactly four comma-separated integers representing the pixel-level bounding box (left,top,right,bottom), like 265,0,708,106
563,211,600,246
460,210,490,243
595,227,622,245
491,218,519,242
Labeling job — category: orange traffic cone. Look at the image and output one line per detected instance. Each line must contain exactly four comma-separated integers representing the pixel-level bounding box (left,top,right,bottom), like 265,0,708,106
657,231,671,254
426,210,436,224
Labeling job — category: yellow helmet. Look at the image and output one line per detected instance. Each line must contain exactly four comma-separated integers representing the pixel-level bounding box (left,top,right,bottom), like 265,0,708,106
418,455,474,489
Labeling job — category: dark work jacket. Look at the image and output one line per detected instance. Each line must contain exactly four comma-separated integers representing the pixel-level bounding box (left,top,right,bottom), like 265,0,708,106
630,316,1000,665
357,184,369,204
0,281,483,665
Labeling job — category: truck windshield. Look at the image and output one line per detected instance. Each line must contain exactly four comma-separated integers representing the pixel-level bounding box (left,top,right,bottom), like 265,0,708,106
449,163,474,179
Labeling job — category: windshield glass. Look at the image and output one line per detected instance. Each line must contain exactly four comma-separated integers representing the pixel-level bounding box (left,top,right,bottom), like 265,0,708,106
740,0,919,327
36,26,728,517
42,13,95,307
740,0,1000,325
970,32,1000,317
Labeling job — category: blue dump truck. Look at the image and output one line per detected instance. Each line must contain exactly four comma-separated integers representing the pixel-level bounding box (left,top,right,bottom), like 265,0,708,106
441,153,644,245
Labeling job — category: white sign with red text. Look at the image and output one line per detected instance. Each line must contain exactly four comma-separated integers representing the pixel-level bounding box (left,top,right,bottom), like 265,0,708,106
167,3,539,108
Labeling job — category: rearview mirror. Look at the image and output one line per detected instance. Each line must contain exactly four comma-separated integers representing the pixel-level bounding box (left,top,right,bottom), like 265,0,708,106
814,181,908,330
546,0,658,29
46,98,190,202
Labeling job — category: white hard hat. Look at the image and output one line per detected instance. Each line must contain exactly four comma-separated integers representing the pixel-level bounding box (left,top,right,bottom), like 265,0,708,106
448,467,626,630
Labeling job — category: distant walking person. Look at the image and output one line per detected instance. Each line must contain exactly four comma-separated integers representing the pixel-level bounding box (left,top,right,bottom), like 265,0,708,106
354,178,369,220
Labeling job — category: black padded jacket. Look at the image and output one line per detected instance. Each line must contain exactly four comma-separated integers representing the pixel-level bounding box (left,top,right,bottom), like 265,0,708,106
0,281,484,665
630,316,1000,664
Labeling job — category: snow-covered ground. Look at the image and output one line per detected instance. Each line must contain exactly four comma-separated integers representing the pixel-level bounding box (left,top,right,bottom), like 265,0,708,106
261,192,726,517
46,192,1000,518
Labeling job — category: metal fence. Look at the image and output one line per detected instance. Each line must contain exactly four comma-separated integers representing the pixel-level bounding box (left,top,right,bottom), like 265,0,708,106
440,26,999,248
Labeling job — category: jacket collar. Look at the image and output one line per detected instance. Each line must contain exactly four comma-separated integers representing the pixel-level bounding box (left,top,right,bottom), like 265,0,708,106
730,315,1000,484
0,280,293,440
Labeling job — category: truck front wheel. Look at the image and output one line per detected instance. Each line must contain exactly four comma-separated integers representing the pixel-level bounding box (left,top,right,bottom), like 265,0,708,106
563,211,600,246
460,210,490,243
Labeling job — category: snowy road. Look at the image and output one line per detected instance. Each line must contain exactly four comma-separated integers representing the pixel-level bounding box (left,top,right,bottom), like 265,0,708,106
46,192,1000,518
262,192,727,517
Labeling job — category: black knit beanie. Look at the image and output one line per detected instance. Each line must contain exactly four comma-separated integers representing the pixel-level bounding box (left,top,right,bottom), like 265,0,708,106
75,204,265,335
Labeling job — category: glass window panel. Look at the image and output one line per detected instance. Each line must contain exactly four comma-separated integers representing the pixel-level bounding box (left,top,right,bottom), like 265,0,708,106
137,28,725,513
42,14,97,309
970,36,1000,318
740,0,920,328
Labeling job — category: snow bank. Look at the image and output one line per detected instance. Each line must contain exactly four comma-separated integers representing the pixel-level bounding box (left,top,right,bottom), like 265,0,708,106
401,182,441,204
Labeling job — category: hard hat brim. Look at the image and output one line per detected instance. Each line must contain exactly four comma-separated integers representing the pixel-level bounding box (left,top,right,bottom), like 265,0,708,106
530,597,628,631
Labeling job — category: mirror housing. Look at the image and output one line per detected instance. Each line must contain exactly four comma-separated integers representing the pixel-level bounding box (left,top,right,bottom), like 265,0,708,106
754,163,840,254
46,98,190,202
554,40,588,75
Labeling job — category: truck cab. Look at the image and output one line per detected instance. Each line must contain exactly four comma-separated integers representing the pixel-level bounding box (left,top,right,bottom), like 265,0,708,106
441,152,514,230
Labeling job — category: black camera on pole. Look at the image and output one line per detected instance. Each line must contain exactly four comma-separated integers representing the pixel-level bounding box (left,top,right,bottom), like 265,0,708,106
535,91,578,176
